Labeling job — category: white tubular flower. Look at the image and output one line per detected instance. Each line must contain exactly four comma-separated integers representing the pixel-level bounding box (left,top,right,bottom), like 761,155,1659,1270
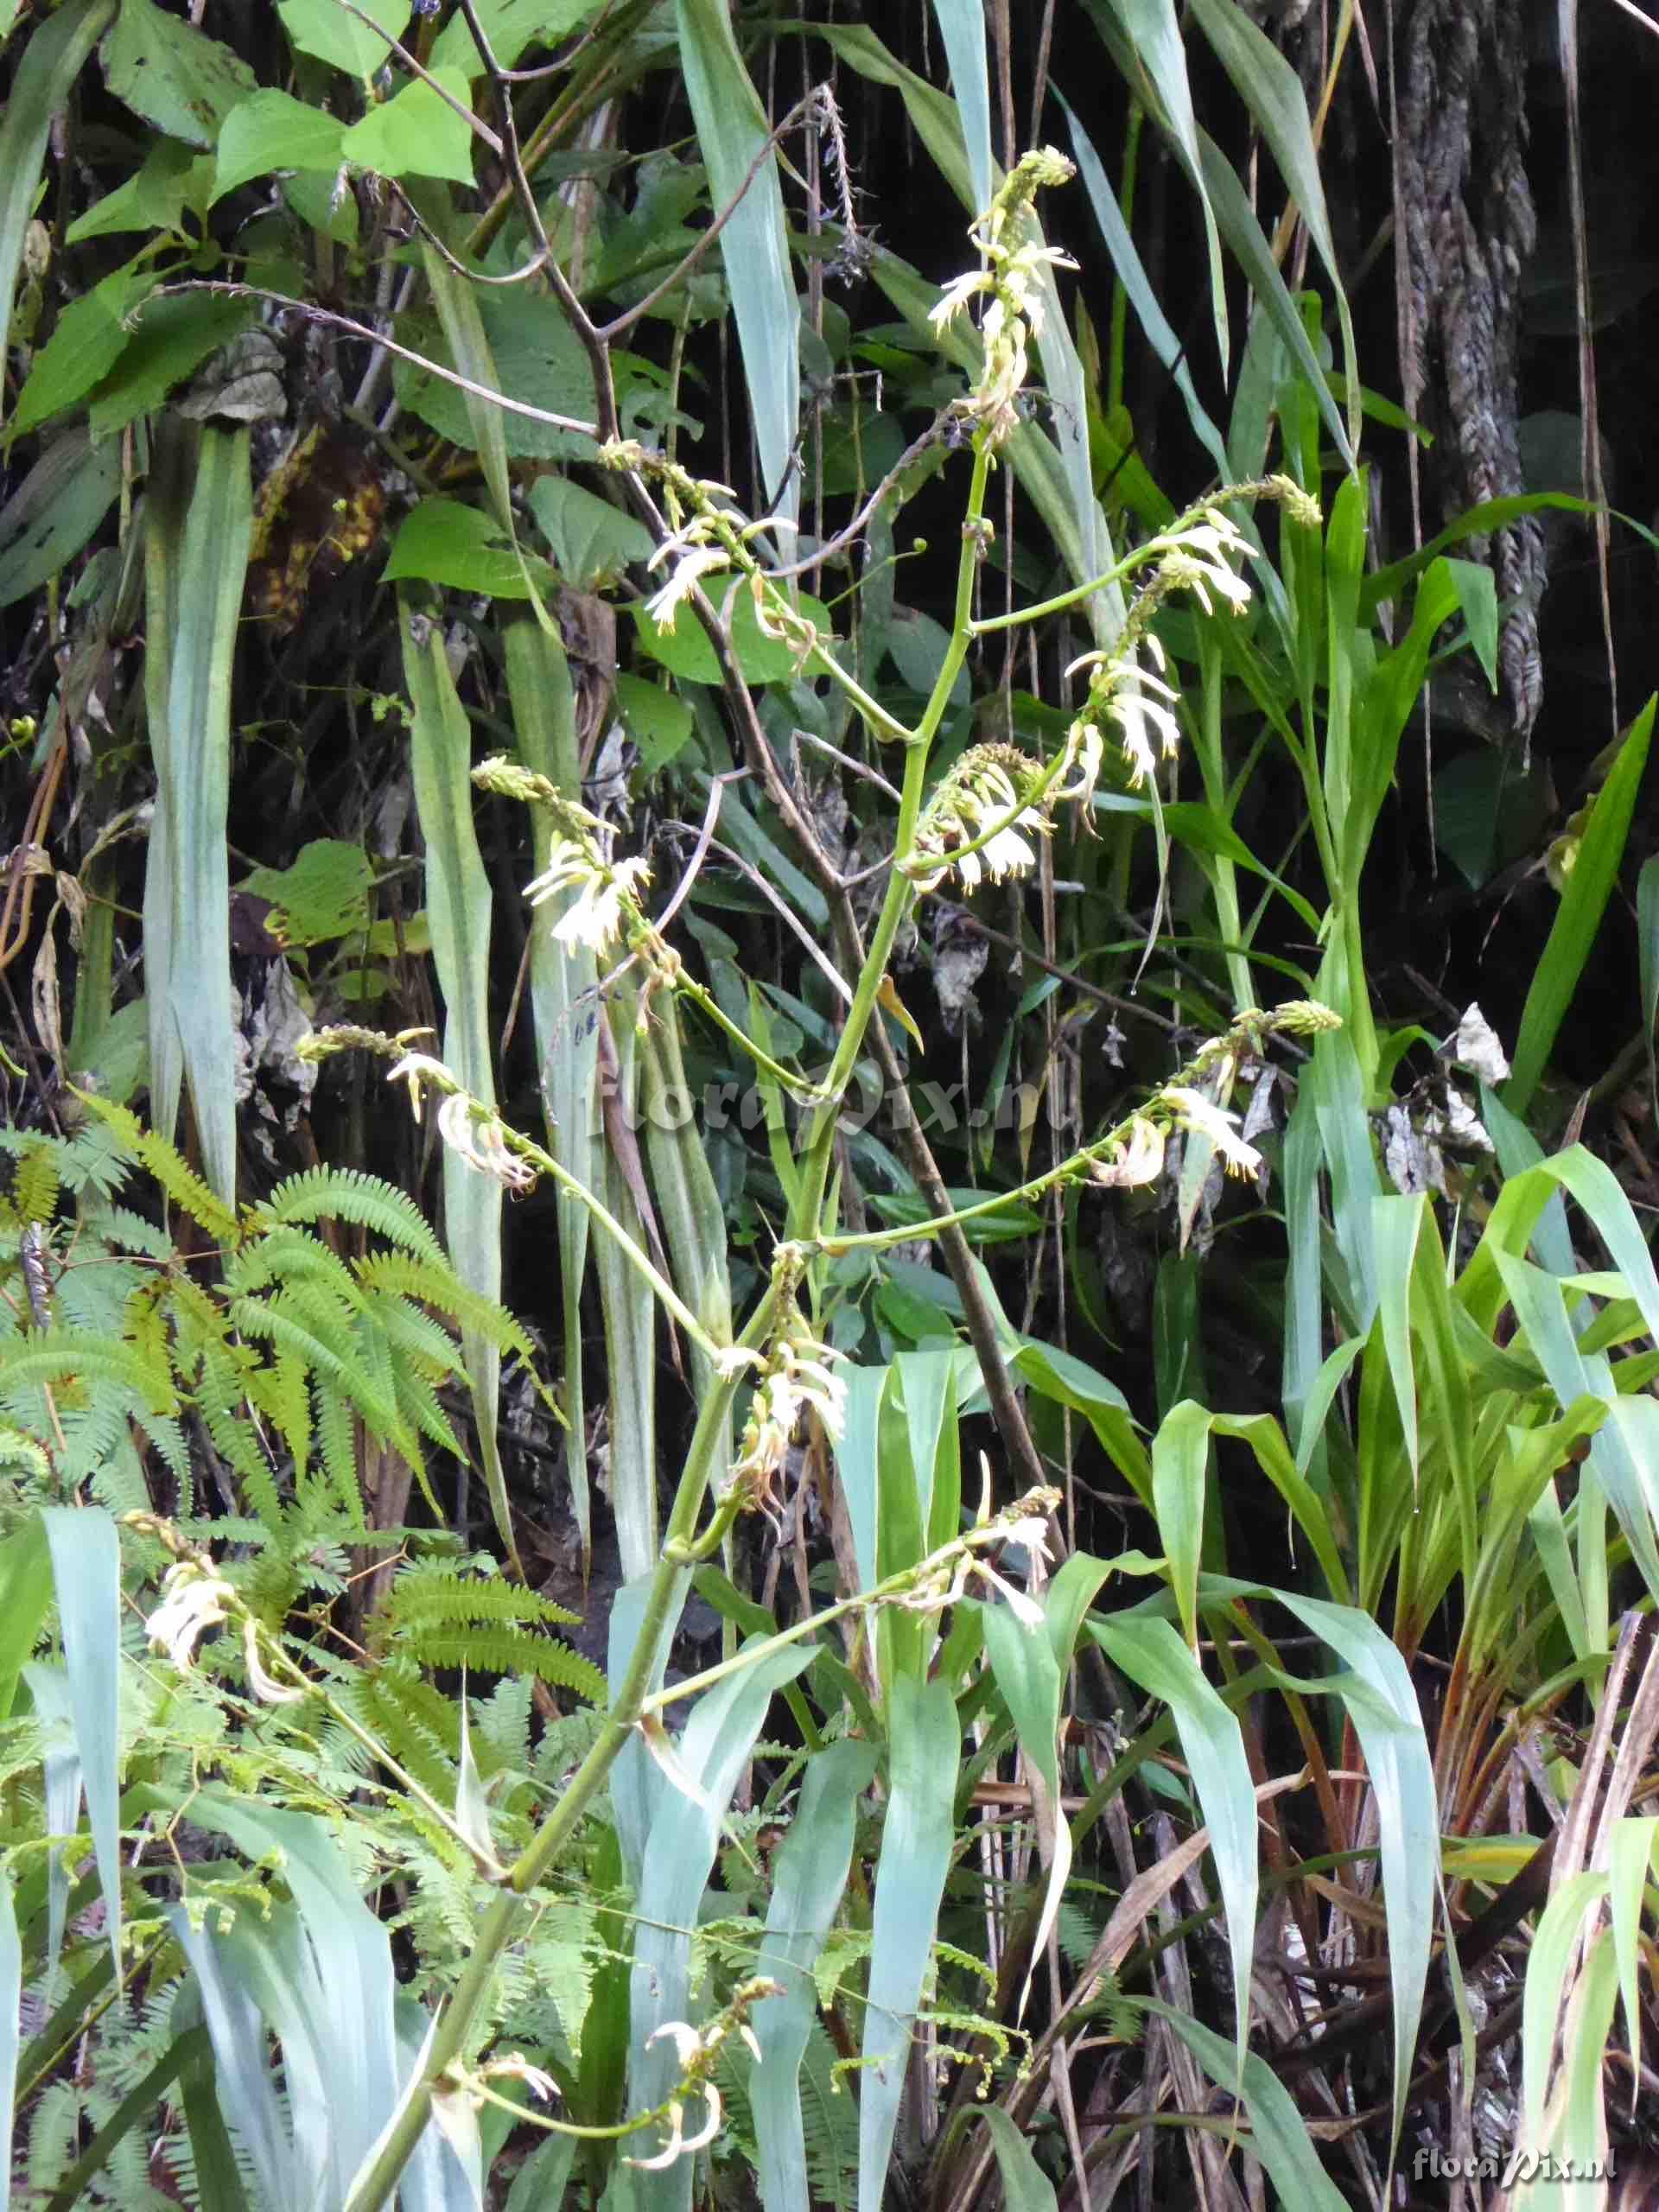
483,2055,560,2103
644,543,729,632
241,1619,305,1706
929,267,989,329
679,2088,722,2156
1161,1085,1263,1179
146,1560,236,1671
526,836,651,957
997,1515,1054,1564
1108,677,1182,788
435,1092,537,1194
1091,1114,1166,1190
385,1049,454,1118
912,748,1049,892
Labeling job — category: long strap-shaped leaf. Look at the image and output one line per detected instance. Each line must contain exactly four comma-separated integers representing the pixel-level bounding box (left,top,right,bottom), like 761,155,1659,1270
858,1672,958,2212
40,1507,122,1977
0,1869,18,2212
751,1740,879,2212
143,420,251,1206
627,1641,817,2212
673,0,800,524
502,615,599,1563
401,593,514,1567
0,0,117,377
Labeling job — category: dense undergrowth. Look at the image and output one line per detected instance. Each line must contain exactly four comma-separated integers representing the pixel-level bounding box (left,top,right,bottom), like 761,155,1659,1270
3,0,1659,2207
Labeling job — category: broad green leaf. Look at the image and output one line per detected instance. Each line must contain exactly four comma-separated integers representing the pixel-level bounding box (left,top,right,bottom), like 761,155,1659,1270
527,474,652,588
416,228,555,624
239,840,374,947
1444,556,1499,690
173,1984,251,2212
86,291,256,436
1555,1932,1618,2212
751,1739,879,2212
41,1508,122,1974
401,589,515,1568
384,497,555,599
1497,1252,1659,1604
631,585,836,687
1275,1590,1437,2161
1507,697,1655,1112
278,0,410,77
1370,1194,1421,1489
187,1793,416,2205
214,88,346,199
9,259,153,439
100,0,256,147
143,419,251,1205
1093,1613,1256,2069
67,135,212,241
860,1673,957,2212
429,0,595,74
0,427,123,613
1018,1343,1150,1505
0,0,119,373
392,286,594,462
340,72,478,186
976,2107,1058,2212
674,0,799,524
615,671,694,771
1145,2003,1351,2209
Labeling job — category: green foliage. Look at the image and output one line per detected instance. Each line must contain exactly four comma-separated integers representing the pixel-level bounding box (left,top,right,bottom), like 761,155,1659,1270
6,0,1659,2201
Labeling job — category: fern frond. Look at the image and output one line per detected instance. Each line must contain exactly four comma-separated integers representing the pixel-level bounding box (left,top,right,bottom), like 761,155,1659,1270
230,1296,410,1456
400,1625,605,1704
83,1205,175,1260
10,1142,62,1228
309,1380,366,1533
226,1225,365,1311
75,1096,238,1243
389,1569,582,1632
251,1168,446,1266
353,1254,547,1387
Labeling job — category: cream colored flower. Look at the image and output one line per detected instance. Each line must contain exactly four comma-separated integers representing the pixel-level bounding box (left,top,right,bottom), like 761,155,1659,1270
435,1092,537,1193
526,836,651,956
146,1560,235,1670
644,543,730,632
385,1050,454,1118
482,2054,560,2103
626,2024,723,2171
1091,1114,1166,1190
1161,1085,1263,1179
241,1619,306,1706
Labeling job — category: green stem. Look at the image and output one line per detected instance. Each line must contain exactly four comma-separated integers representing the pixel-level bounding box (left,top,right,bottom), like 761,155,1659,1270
507,1124,728,1362
635,1503,1051,1719
789,436,995,1240
341,1294,771,2212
